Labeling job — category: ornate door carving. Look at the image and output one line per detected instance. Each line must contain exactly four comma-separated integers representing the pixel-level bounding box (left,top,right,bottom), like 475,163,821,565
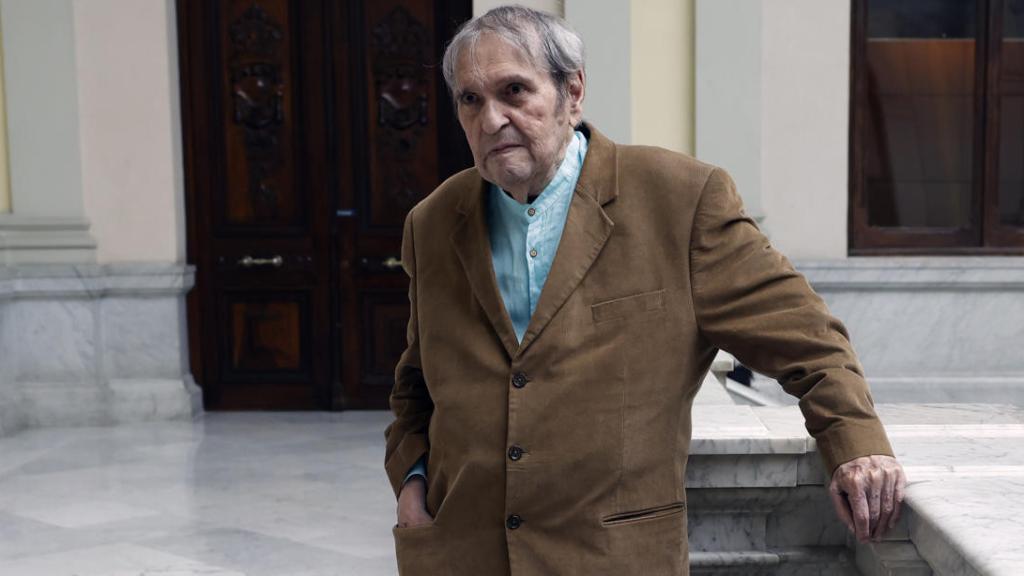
179,0,472,409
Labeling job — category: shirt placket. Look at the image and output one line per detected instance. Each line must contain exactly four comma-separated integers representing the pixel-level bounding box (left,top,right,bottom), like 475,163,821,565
525,208,540,316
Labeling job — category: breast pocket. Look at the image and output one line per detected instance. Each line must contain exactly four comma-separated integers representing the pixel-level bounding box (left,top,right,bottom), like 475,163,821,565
590,288,666,324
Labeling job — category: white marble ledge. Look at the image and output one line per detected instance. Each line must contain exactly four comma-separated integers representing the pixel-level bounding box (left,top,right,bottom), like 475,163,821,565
690,405,812,456
877,404,1024,480
793,257,1024,290
691,403,1024,458
0,263,195,299
689,403,1024,576
907,477,1024,576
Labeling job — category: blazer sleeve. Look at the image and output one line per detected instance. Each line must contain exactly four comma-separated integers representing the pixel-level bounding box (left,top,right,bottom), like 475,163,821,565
688,167,894,475
384,208,434,498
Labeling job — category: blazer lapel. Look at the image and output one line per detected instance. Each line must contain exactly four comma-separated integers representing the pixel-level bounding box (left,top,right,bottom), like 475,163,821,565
448,121,620,362
450,178,521,359
515,122,619,358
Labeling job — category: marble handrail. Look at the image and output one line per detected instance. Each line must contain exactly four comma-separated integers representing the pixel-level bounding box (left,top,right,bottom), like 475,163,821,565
687,403,1024,576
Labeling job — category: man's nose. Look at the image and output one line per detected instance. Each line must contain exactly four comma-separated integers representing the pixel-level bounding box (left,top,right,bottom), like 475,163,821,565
480,100,509,134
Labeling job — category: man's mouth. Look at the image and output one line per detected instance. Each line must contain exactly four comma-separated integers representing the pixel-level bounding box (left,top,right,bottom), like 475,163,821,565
489,143,521,156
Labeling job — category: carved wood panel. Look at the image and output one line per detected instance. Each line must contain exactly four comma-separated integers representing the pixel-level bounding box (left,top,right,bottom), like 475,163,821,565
220,1,300,230
365,0,440,230
181,0,473,411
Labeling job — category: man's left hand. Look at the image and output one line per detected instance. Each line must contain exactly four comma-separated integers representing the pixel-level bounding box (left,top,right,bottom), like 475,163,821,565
828,454,907,543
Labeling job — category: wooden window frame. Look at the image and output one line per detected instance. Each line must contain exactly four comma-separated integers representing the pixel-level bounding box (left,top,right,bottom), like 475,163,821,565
849,0,1024,254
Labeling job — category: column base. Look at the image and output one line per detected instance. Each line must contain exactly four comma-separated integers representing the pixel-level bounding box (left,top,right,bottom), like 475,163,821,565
0,215,97,264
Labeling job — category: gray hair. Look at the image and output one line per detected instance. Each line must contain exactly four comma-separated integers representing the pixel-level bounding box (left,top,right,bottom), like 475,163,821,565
441,6,585,105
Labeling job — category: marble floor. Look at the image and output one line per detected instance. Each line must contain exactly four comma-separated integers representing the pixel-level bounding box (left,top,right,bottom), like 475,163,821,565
0,411,403,576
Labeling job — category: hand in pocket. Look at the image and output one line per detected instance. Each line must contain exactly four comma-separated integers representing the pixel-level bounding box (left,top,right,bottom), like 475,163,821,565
396,476,434,528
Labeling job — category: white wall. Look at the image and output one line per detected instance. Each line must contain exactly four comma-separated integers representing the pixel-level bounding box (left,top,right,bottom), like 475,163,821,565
73,0,183,263
696,0,764,219
760,0,850,259
564,0,631,144
695,0,851,259
474,0,562,16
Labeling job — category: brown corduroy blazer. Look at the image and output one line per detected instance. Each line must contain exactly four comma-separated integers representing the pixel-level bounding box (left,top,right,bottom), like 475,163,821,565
384,121,894,576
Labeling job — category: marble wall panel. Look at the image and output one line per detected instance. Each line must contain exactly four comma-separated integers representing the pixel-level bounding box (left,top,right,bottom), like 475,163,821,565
763,486,848,549
821,291,1024,377
107,378,196,424
0,302,14,434
20,384,108,427
688,510,768,551
101,297,181,379
0,264,197,435
687,454,800,488
7,299,95,384
792,258,1024,406
854,542,934,576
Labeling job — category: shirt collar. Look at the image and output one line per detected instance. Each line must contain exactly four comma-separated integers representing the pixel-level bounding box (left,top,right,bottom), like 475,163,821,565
491,130,588,221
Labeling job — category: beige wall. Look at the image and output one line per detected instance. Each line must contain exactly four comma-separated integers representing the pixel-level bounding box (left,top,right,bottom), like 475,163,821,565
631,0,693,154
74,0,183,263
0,19,10,214
474,0,562,16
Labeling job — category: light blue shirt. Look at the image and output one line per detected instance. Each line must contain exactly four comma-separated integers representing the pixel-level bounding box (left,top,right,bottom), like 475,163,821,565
488,129,587,343
402,130,589,487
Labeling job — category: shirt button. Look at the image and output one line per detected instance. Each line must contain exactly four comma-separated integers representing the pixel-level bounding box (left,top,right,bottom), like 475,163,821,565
508,445,524,461
529,248,538,258
527,207,536,216
507,514,522,529
511,372,529,388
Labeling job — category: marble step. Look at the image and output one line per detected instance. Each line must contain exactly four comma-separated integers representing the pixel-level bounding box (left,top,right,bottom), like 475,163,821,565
690,546,859,575
854,541,934,576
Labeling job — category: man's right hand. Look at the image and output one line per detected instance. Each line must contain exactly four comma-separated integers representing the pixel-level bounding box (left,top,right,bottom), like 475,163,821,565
396,476,434,528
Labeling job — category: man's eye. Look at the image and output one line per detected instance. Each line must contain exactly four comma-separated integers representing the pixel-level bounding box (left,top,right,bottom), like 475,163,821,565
460,93,478,105
507,83,524,96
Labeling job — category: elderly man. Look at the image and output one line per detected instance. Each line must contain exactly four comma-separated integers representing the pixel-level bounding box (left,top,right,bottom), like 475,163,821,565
383,6,906,575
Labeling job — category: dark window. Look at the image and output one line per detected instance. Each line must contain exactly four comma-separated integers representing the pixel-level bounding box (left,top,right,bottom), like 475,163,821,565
850,0,1024,253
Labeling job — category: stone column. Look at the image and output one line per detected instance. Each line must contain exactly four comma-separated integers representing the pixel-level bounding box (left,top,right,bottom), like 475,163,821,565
0,0,96,264
0,17,10,215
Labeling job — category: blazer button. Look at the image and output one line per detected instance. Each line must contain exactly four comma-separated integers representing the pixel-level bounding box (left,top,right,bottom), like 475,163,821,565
506,514,522,529
508,445,524,461
511,372,529,388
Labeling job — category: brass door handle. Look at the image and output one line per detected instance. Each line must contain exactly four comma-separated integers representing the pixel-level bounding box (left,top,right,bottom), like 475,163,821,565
382,256,402,269
238,255,284,268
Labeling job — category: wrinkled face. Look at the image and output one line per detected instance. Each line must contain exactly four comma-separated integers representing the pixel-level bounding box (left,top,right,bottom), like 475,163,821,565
453,33,583,198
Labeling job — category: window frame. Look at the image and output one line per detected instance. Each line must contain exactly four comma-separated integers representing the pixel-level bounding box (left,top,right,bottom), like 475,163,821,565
849,0,1024,254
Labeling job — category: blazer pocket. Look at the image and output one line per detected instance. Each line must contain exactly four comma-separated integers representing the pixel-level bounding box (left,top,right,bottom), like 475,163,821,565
591,288,666,324
600,501,686,527
392,519,437,532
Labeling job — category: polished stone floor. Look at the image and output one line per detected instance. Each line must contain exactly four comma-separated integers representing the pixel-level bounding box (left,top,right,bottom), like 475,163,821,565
0,411,402,575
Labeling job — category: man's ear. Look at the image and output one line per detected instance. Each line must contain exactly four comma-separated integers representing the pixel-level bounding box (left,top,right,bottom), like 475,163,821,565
566,69,585,126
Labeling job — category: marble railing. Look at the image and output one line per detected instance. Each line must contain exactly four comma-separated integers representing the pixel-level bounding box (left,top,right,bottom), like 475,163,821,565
687,403,1024,576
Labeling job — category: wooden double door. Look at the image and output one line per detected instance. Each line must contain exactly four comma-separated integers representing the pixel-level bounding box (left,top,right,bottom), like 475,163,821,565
178,0,473,409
